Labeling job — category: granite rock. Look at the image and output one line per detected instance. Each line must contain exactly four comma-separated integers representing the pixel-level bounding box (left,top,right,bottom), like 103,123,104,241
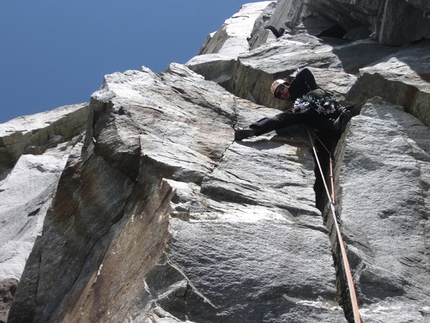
3,1,430,322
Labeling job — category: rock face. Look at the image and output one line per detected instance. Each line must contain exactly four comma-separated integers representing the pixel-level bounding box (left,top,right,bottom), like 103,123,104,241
0,278,17,323
0,104,88,278
334,98,430,322
0,104,87,323
0,103,88,172
3,1,430,323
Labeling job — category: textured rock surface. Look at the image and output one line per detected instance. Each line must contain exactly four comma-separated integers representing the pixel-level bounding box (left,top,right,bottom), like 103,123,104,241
243,0,430,47
8,63,346,323
0,103,88,172
3,1,430,322
303,0,430,45
198,2,272,57
334,98,430,322
0,278,17,323
345,40,430,127
0,154,67,280
0,103,87,321
0,103,87,280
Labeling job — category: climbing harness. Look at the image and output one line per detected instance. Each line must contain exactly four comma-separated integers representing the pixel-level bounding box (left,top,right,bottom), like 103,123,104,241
291,89,343,115
307,127,362,323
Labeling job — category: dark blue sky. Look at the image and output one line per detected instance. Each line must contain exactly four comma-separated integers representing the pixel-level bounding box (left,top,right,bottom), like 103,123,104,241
0,1,260,123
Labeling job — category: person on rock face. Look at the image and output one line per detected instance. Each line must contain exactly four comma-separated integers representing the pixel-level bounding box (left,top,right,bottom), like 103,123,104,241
234,68,351,141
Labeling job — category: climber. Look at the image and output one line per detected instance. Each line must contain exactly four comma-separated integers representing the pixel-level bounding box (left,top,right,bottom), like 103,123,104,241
234,68,352,141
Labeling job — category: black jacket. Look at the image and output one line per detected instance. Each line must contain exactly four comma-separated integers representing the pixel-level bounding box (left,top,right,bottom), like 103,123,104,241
288,68,318,102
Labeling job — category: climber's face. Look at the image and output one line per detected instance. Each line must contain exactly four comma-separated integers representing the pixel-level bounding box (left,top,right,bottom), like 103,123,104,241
275,84,290,100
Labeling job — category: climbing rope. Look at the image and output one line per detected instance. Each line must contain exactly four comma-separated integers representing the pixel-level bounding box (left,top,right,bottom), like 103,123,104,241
307,127,362,323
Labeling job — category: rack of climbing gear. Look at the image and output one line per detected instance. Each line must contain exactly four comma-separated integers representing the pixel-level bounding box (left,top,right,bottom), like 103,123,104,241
307,127,361,323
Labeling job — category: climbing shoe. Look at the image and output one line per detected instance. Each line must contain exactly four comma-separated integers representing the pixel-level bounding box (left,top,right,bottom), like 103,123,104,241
234,128,255,141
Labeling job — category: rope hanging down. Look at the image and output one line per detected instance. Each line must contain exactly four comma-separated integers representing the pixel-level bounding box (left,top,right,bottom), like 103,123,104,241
307,127,361,323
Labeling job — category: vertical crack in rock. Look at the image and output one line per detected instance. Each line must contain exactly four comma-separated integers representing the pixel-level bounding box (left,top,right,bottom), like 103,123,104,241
311,133,358,322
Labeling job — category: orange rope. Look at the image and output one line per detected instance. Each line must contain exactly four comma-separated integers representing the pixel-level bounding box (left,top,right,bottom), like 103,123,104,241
307,127,361,323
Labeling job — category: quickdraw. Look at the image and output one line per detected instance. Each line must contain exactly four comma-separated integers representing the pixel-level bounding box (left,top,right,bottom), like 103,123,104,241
292,89,342,115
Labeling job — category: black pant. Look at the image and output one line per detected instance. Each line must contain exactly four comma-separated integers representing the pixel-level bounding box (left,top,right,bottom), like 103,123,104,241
250,108,338,136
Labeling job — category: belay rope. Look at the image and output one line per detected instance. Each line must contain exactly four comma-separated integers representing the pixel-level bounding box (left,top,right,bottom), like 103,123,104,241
307,127,361,323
